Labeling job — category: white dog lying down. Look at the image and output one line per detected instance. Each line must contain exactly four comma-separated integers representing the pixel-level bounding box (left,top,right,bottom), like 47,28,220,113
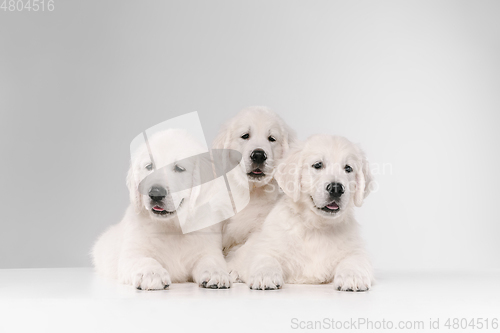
211,106,295,277
230,135,374,291
92,129,231,290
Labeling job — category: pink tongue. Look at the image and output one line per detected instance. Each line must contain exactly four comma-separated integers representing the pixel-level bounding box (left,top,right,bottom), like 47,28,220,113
252,169,262,174
153,206,165,212
327,202,339,210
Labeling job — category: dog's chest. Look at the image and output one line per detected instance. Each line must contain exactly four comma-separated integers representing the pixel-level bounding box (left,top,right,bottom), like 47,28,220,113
287,233,342,284
223,188,279,249
145,233,202,282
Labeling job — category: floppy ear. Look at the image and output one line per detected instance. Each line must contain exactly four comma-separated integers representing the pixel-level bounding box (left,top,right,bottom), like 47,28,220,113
354,149,374,207
275,145,303,202
280,122,297,157
212,124,231,149
126,164,142,212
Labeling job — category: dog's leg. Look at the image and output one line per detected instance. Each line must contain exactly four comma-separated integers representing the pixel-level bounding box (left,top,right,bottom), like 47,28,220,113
192,254,231,289
247,254,284,290
225,243,248,283
118,256,171,291
333,254,373,292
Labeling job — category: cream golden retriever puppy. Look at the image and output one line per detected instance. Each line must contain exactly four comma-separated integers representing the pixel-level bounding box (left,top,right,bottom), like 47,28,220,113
92,129,231,290
231,135,374,291
212,106,296,279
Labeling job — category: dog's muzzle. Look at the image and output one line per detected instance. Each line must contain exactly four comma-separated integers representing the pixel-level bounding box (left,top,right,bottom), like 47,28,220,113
250,149,267,164
148,186,173,215
149,186,167,201
326,182,344,199
248,149,268,179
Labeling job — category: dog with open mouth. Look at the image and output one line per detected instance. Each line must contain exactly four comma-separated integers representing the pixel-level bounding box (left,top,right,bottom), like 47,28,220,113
92,129,231,290
211,106,296,281
229,135,375,291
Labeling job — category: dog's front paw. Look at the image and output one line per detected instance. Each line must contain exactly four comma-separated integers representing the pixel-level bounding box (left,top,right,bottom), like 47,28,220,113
333,270,371,292
247,270,284,290
132,267,171,291
198,270,231,289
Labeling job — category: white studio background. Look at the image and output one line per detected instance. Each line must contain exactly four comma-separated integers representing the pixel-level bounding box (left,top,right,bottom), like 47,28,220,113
0,0,499,272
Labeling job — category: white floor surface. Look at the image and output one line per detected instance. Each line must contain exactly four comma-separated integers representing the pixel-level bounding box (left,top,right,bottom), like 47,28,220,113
0,268,499,333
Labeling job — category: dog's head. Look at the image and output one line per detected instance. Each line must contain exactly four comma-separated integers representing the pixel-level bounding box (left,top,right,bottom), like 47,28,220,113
127,129,207,221
212,106,296,187
276,135,373,220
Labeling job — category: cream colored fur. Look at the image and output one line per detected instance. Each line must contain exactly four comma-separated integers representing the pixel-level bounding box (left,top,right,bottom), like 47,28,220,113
211,106,296,281
92,129,230,290
230,135,374,291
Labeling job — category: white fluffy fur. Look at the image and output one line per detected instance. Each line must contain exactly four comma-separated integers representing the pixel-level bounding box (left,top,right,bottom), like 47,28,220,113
230,135,374,291
92,129,230,290
211,106,296,280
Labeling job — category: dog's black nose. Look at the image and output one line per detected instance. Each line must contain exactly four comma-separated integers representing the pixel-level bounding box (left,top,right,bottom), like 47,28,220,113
250,149,267,164
326,182,344,198
149,186,167,201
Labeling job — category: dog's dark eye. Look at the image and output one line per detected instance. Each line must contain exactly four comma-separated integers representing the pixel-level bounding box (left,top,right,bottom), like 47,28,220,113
241,133,250,140
268,136,276,142
174,164,186,172
345,165,353,173
312,162,323,169
145,163,153,171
